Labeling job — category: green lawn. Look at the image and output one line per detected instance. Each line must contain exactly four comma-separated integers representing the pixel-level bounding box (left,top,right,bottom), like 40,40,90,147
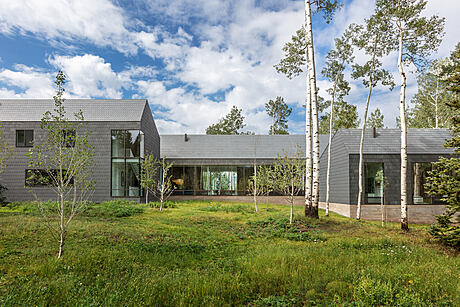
0,201,458,306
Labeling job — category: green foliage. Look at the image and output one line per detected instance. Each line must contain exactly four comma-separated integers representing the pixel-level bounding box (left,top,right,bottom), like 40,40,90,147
265,96,292,135
200,202,255,214
424,44,460,249
319,101,360,134
141,153,158,200
0,184,7,205
368,108,385,128
0,124,14,175
407,59,456,128
83,201,145,218
147,201,177,209
0,201,458,306
206,106,247,135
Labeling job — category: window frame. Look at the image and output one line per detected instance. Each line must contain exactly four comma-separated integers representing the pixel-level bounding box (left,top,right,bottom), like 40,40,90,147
16,129,34,147
110,129,144,198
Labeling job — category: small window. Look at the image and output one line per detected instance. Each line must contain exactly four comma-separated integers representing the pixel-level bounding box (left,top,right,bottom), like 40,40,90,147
62,129,76,148
16,130,34,147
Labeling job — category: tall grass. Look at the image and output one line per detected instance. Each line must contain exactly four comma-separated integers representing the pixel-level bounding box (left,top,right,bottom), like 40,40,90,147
0,201,458,306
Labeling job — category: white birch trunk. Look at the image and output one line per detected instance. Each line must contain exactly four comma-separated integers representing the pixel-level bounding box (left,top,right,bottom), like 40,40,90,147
397,16,409,230
380,180,384,227
305,0,320,217
58,194,65,258
435,79,439,128
160,169,165,211
326,73,341,217
304,35,313,215
356,38,378,220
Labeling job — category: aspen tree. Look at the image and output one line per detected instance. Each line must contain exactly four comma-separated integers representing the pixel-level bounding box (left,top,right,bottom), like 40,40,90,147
375,0,444,230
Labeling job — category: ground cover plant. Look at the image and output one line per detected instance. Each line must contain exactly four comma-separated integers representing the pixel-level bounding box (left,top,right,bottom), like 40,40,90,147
0,201,458,306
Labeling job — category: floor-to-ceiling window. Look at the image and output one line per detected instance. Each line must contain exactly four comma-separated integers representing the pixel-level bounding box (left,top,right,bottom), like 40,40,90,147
111,130,144,197
171,165,255,196
365,162,383,204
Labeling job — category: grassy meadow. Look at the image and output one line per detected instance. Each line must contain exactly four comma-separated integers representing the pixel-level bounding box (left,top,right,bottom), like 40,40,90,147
0,200,458,306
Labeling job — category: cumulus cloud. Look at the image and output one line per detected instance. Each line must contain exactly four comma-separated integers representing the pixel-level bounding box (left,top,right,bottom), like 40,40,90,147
0,0,457,133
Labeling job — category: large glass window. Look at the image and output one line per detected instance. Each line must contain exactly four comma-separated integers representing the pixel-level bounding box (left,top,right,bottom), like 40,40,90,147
111,130,144,197
412,162,444,204
365,163,383,204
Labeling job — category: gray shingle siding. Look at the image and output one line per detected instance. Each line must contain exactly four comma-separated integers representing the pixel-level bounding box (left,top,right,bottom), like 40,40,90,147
1,100,159,203
319,134,349,204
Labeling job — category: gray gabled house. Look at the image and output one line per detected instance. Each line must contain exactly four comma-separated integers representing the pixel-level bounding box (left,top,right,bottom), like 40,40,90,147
0,99,160,202
319,128,455,222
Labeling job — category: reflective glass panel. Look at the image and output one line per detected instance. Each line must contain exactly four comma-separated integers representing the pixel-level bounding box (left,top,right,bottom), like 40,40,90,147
412,162,433,204
126,159,141,196
111,159,125,196
111,131,125,157
365,163,383,204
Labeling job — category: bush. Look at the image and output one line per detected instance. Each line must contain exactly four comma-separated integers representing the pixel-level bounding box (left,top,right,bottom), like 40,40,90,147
147,201,177,209
200,202,255,214
0,183,7,204
82,200,145,218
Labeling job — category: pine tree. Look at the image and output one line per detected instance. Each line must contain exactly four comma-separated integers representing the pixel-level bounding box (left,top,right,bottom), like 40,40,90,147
265,97,292,135
368,108,385,128
425,43,459,248
206,106,247,135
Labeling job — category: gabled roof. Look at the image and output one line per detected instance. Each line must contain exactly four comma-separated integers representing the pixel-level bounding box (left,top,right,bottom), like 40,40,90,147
161,134,329,159
0,99,148,122
332,128,454,155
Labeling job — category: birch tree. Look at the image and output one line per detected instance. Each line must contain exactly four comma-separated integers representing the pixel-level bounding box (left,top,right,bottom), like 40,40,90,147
276,0,342,218
272,149,305,224
141,153,158,203
0,124,13,175
407,58,455,128
153,157,174,211
375,0,445,230
350,18,395,220
26,71,95,258
375,169,388,227
321,29,354,216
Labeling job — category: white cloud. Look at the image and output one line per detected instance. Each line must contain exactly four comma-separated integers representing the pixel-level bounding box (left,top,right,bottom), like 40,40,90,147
0,65,54,97
49,54,125,98
0,0,137,54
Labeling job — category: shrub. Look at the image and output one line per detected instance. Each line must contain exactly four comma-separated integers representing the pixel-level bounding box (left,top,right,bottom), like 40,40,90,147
0,183,7,204
82,201,145,218
147,201,177,209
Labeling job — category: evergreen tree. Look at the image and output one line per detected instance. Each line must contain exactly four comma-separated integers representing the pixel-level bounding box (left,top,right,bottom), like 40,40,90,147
368,108,385,128
265,96,292,135
425,43,459,249
206,106,246,135
319,101,360,134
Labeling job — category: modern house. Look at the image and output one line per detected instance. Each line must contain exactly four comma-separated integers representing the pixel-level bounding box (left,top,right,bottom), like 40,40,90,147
0,99,455,223
318,128,454,223
161,134,328,199
0,99,160,203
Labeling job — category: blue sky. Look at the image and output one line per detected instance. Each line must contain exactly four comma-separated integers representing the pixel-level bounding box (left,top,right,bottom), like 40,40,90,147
0,0,458,134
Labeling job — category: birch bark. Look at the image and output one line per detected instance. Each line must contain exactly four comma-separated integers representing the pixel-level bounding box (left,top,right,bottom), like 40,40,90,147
304,0,319,218
397,14,409,230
